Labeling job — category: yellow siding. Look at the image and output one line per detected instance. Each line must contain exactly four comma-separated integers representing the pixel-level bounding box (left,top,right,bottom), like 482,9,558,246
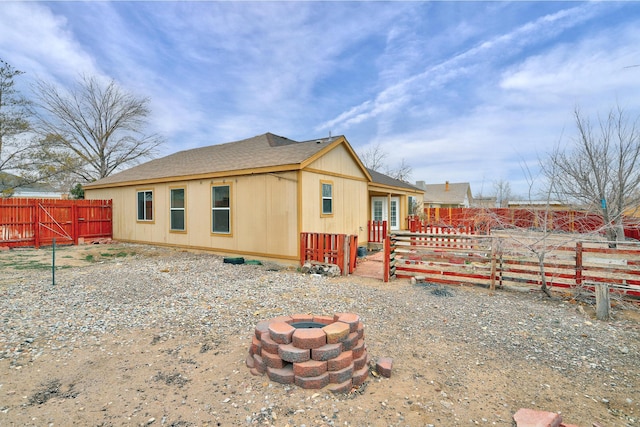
307,144,368,179
84,142,372,260
300,170,369,244
300,143,369,243
86,172,299,260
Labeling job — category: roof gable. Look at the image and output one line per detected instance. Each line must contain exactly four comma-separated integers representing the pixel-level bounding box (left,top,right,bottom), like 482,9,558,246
86,133,364,188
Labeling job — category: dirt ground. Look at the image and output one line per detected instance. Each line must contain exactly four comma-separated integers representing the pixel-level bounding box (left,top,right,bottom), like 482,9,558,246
1,243,639,427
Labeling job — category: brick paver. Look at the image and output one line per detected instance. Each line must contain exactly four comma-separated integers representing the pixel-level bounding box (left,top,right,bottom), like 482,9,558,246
322,321,350,344
292,328,327,349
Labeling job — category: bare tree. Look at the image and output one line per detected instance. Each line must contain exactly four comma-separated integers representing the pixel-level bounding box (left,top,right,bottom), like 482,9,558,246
493,179,512,208
359,143,412,182
481,153,609,298
30,75,163,181
486,168,559,296
385,158,413,182
544,106,640,245
359,142,388,172
0,59,33,195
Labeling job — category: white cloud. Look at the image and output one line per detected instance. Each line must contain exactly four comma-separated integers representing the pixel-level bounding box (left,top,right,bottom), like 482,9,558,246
1,1,638,198
499,22,640,112
0,3,100,84
318,3,603,135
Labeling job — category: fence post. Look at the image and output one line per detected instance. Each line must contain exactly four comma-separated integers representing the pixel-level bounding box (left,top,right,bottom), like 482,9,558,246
299,232,306,267
383,235,390,282
72,203,79,245
342,235,349,276
595,284,610,320
490,241,497,291
51,238,56,286
34,201,40,249
575,242,583,287
349,235,357,273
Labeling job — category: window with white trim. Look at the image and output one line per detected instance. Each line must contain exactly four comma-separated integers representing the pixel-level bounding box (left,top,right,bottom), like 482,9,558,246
170,188,185,231
137,190,153,221
321,181,333,216
212,185,230,234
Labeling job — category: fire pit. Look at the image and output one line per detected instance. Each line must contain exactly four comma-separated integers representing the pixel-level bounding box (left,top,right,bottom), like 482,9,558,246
246,313,369,392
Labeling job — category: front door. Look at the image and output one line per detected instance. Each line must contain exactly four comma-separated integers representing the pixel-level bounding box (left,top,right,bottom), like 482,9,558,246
372,196,400,231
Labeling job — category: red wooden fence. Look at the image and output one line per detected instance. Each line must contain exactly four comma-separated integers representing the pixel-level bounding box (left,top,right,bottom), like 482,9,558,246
367,220,387,243
418,208,639,237
300,232,358,275
384,230,640,298
0,198,112,248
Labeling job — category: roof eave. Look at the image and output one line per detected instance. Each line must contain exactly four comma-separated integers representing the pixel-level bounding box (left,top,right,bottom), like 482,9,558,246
368,182,424,195
84,163,302,190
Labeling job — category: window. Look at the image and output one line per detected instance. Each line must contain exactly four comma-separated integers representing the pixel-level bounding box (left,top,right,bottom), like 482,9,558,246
373,200,383,221
390,199,398,228
321,181,333,216
137,190,153,221
408,196,416,216
212,185,231,234
170,188,185,231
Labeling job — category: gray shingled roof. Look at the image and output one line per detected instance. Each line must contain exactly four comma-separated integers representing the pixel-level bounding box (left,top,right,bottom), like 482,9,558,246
85,133,342,188
367,168,422,192
423,182,471,204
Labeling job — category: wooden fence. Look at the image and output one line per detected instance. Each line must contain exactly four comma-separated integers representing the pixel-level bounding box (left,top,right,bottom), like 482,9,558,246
417,208,640,237
367,220,387,243
384,230,640,298
0,198,112,248
300,232,358,276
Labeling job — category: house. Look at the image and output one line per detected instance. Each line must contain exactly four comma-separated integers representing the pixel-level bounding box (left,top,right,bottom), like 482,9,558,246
0,172,65,198
84,133,421,263
472,196,498,209
367,168,423,231
416,181,473,208
507,200,569,210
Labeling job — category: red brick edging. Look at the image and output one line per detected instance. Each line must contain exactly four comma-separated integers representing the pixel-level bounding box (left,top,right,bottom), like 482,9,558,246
247,313,369,392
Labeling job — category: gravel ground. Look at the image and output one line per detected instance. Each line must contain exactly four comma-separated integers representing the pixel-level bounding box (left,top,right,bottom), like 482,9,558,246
0,243,639,426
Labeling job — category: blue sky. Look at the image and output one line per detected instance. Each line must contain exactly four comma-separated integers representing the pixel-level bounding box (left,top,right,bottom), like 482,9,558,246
1,1,639,197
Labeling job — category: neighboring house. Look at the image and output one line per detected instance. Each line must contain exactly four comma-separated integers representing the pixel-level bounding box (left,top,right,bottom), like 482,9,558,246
416,181,473,208
84,132,420,263
472,196,498,209
367,168,423,231
624,206,640,218
0,173,65,198
507,200,568,210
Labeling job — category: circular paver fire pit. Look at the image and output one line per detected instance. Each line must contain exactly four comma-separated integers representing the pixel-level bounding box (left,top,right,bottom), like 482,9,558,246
246,313,369,393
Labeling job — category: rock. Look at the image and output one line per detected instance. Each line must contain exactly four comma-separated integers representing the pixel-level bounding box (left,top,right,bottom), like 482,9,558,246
513,408,562,427
325,264,341,277
376,357,393,378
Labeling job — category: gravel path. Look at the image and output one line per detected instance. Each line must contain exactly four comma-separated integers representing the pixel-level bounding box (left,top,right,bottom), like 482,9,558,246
1,243,639,426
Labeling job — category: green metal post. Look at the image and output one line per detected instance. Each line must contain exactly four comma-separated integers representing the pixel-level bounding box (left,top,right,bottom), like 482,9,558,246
52,238,56,286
